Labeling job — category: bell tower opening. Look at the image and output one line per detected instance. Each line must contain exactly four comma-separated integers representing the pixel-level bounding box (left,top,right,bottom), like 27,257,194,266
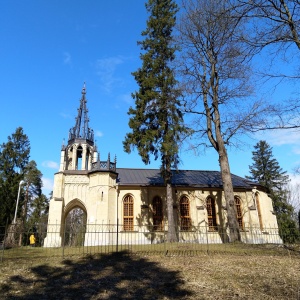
76,146,83,170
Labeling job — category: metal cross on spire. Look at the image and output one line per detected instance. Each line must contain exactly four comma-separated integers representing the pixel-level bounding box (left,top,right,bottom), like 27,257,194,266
68,83,94,144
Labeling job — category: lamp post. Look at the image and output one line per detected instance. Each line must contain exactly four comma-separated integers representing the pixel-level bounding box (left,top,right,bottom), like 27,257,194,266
13,180,24,224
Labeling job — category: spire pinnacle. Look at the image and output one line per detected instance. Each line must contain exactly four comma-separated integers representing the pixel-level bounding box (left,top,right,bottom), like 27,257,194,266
82,82,86,95
68,83,94,144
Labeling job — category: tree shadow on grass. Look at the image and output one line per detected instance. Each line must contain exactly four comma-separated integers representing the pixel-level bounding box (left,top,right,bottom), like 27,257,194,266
1,251,193,299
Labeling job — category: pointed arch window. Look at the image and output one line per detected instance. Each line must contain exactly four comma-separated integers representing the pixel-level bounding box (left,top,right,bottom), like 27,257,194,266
234,196,244,229
255,193,263,230
153,196,163,231
123,195,134,231
206,197,217,231
180,196,191,231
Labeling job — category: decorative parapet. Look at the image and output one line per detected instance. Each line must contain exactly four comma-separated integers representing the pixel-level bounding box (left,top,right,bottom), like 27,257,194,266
92,154,117,172
68,134,94,145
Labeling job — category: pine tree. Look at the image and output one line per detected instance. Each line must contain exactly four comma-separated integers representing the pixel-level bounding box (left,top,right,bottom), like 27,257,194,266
22,160,43,222
0,127,30,228
27,194,49,246
247,140,299,242
28,194,49,225
16,160,44,245
123,0,186,242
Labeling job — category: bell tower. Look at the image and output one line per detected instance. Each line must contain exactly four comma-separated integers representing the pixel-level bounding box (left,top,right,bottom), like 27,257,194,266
44,84,118,247
59,83,96,172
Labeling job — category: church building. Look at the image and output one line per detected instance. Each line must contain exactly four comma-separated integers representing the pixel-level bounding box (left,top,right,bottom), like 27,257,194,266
44,86,281,247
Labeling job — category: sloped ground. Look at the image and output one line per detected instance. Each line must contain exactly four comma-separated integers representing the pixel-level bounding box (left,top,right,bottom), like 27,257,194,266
0,247,299,299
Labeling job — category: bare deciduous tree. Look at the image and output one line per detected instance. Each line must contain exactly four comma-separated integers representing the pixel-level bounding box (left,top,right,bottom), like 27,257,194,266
234,0,300,130
286,181,300,226
177,0,271,241
238,0,300,52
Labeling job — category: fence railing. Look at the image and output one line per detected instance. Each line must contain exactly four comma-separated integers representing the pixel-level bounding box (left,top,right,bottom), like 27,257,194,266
1,223,299,261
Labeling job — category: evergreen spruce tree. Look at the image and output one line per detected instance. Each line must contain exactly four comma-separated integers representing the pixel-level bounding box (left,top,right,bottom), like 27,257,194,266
247,140,299,242
123,0,186,242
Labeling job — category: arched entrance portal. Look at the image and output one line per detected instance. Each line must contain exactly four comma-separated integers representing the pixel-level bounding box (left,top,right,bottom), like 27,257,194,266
63,200,87,246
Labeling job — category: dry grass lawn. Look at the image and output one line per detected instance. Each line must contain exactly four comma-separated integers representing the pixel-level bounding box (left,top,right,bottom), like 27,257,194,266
0,245,299,299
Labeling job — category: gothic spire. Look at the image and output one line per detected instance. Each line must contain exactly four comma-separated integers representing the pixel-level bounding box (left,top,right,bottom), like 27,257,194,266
68,83,94,144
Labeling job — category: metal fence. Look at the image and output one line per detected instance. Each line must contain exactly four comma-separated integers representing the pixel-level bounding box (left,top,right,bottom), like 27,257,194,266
1,223,299,261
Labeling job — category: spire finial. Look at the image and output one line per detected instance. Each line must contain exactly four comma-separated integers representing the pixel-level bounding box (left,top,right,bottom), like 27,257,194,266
82,82,86,95
68,83,94,144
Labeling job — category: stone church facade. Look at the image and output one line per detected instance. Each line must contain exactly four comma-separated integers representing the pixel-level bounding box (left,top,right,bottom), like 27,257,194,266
44,86,281,247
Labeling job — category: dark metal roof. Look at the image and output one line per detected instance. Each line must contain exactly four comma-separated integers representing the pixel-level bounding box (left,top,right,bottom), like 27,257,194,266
116,168,257,189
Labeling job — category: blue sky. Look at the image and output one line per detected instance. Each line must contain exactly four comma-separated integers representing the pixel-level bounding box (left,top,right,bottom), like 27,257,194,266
1,1,300,195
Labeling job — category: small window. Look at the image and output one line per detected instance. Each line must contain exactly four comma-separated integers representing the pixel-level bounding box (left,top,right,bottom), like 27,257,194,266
206,197,217,231
180,196,191,231
153,196,163,231
256,193,263,230
234,196,243,230
123,195,134,231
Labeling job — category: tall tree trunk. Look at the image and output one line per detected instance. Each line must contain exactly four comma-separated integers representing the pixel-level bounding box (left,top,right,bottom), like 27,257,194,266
218,144,240,242
166,182,177,242
212,69,240,242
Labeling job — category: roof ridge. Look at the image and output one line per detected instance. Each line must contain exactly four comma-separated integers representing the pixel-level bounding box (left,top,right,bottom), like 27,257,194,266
116,168,221,172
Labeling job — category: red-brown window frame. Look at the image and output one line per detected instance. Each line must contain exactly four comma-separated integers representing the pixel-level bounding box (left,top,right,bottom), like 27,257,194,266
180,196,191,231
234,196,244,230
206,197,218,231
153,196,163,231
123,195,134,231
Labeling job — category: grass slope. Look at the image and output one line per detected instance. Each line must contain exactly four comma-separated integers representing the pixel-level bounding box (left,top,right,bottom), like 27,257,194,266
0,246,299,299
